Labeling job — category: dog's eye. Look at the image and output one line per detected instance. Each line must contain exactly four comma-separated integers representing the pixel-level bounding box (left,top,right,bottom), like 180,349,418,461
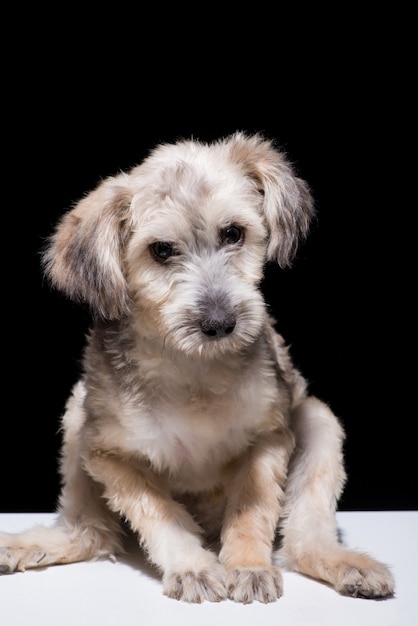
150,241,175,262
220,225,244,246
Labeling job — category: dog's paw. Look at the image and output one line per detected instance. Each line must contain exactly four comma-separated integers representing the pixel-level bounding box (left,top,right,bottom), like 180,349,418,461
163,564,227,603
335,557,395,599
0,544,46,574
226,565,283,603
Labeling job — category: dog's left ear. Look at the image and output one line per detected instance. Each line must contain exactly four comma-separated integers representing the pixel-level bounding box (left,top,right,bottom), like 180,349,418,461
226,132,315,267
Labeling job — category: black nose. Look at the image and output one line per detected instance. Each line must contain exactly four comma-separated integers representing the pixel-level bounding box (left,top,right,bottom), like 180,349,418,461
200,314,236,338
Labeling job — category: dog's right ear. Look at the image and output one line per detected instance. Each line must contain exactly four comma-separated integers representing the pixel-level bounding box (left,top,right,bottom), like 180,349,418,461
42,173,134,319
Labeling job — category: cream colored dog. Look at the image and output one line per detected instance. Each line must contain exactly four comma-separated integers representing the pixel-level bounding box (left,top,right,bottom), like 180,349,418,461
0,132,394,603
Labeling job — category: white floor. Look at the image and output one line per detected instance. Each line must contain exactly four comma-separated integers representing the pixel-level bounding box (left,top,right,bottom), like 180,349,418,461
0,511,416,626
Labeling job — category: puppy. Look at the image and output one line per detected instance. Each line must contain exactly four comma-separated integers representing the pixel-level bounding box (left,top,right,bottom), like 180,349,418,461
0,132,395,603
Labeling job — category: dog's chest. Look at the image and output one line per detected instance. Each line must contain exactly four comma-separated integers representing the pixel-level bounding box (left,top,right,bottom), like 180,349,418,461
122,357,281,488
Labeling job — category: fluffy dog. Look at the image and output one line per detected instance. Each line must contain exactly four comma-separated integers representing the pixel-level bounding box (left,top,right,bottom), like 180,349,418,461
0,132,395,603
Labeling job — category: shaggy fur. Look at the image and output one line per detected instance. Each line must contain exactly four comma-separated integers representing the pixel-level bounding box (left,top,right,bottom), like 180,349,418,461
0,132,395,603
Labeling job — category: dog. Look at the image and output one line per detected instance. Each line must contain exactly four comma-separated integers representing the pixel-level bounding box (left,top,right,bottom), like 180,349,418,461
0,132,395,603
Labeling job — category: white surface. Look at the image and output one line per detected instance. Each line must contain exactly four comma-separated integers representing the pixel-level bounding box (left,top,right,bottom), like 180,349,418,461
0,511,416,626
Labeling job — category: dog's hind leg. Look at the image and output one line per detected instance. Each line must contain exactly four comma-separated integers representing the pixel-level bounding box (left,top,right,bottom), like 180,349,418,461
0,463,124,575
0,383,124,574
275,396,395,599
0,465,124,574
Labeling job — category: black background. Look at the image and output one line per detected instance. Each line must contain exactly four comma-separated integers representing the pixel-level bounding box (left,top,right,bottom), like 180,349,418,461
1,14,414,513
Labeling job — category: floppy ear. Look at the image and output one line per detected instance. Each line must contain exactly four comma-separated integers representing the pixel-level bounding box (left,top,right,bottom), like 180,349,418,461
42,172,134,319
226,132,315,267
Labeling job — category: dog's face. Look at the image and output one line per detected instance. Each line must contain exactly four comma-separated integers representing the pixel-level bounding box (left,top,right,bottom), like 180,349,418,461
43,132,314,359
125,152,269,359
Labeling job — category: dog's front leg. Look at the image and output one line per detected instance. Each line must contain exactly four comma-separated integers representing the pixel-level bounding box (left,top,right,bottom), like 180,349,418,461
219,429,295,603
86,452,226,603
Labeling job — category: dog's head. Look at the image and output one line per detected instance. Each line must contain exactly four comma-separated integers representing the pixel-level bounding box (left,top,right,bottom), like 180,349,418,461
42,132,314,358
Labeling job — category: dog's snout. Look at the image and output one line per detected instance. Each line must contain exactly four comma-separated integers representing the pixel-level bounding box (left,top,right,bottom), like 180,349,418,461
200,314,236,339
